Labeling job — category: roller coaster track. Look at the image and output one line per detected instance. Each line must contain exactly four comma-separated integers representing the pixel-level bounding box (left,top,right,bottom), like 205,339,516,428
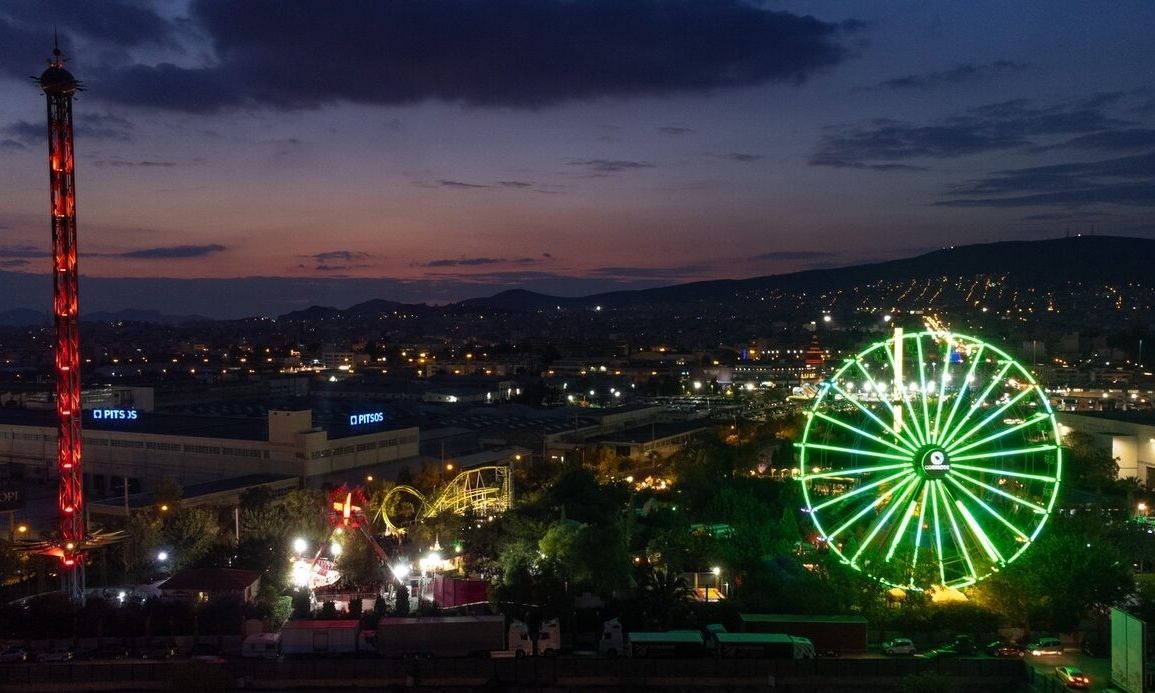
378,465,512,534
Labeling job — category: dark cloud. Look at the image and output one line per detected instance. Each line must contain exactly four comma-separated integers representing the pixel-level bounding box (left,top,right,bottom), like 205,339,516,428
82,0,857,112
95,64,246,114
4,112,134,146
659,126,696,136
0,259,29,269
1,121,43,146
1055,129,1155,151
423,257,543,268
751,250,838,261
587,265,707,279
0,245,50,258
93,159,177,168
0,140,25,151
724,152,765,163
567,159,655,173
303,250,374,272
812,97,1134,168
936,152,1155,208
877,60,1027,90
1019,211,1117,222
115,244,228,259
498,181,532,188
438,180,488,189
0,2,173,87
310,251,371,263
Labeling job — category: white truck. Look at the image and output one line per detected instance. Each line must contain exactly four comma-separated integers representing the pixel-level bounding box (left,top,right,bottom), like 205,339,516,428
279,620,375,656
377,615,531,658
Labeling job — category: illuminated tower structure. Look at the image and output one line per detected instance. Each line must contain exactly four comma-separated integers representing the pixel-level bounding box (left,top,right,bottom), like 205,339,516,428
39,43,85,602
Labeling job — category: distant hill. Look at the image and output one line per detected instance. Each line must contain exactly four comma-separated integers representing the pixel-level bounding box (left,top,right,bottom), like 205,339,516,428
0,308,47,327
460,236,1155,311
84,309,212,325
280,298,411,321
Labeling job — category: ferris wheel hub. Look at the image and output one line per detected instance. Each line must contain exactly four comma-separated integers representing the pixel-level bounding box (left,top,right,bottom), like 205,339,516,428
916,446,950,479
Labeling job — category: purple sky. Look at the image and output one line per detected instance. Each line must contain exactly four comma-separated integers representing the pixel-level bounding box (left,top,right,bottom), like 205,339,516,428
1,1,1153,317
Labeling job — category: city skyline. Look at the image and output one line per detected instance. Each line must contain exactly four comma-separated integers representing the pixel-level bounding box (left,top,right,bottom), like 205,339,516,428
0,1,1153,317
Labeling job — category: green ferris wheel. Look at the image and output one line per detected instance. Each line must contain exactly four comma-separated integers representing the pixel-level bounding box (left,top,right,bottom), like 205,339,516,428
797,329,1062,591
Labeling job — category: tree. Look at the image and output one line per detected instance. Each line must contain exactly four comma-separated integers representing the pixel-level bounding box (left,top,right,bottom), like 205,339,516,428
636,567,693,630
160,507,220,570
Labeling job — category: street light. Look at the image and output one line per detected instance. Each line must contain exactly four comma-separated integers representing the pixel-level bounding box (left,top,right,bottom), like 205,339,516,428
712,566,721,601
293,537,308,555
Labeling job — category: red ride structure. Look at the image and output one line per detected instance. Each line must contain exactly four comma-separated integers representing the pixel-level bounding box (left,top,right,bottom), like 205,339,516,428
39,42,85,602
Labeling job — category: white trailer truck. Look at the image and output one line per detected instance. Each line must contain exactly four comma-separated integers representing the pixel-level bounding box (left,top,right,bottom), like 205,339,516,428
279,620,375,656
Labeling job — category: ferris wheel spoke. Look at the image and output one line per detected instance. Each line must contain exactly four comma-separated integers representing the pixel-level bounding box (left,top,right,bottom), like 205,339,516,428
915,336,934,443
937,482,979,584
797,442,911,463
928,485,974,586
944,476,1030,542
935,342,987,445
886,341,929,446
943,385,1035,452
850,475,920,565
908,482,931,580
825,475,914,543
949,463,1057,484
886,480,924,562
846,363,922,451
929,479,946,585
950,444,1060,463
939,360,1015,448
947,412,1052,457
811,470,914,511
812,410,916,456
931,338,953,443
950,470,1048,514
953,497,1007,564
802,461,910,480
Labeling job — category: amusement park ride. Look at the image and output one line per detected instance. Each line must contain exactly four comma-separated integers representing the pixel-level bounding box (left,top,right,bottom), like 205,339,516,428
797,328,1063,592
19,41,122,604
297,466,514,590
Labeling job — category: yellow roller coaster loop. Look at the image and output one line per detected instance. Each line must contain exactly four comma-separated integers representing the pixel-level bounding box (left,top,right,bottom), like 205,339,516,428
377,464,512,534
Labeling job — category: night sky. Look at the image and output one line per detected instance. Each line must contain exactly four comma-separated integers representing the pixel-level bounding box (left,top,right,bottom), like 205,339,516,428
0,1,1152,318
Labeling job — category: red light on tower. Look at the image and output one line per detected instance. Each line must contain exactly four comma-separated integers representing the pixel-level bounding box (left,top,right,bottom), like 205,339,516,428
39,40,85,603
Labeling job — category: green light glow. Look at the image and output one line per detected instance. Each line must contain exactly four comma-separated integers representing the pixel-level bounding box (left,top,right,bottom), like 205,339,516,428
945,385,1035,452
813,410,916,456
930,478,946,584
851,475,920,565
796,442,911,463
947,412,1051,456
798,330,1062,591
955,499,1004,564
811,470,913,512
938,482,978,584
945,475,1030,541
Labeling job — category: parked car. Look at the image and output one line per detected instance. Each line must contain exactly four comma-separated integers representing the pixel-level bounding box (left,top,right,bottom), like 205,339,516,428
138,642,177,659
36,648,73,662
882,638,916,655
1055,666,1090,689
1028,637,1063,656
985,640,1025,657
947,635,975,655
79,643,129,660
188,643,225,662
0,646,28,663
919,647,957,659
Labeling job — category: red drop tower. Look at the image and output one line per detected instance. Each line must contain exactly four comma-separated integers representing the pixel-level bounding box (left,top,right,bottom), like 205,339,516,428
39,43,85,602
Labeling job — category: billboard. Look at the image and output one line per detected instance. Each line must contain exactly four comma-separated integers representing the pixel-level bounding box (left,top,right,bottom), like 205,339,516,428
1111,607,1145,693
